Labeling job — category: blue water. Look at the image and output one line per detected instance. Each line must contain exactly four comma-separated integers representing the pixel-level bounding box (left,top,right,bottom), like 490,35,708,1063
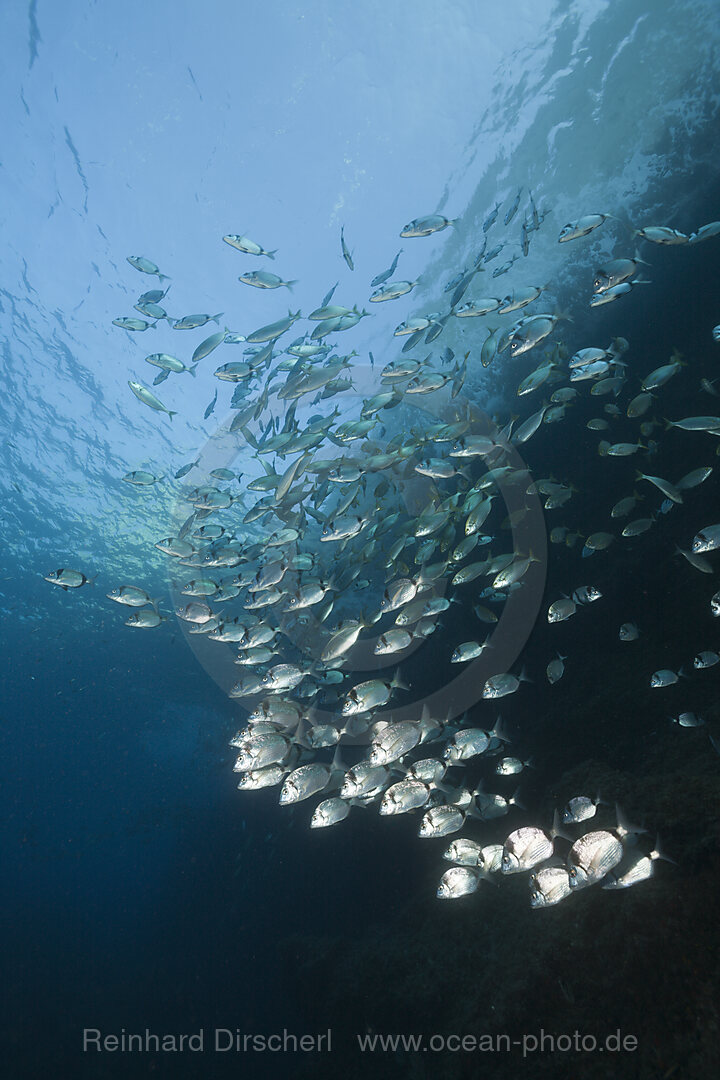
3,2,720,1078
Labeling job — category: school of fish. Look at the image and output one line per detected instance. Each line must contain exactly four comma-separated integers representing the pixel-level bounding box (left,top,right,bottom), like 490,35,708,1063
45,197,720,908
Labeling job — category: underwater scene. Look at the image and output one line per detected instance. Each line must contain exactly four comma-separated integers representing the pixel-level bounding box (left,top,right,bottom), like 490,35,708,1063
3,1,720,1077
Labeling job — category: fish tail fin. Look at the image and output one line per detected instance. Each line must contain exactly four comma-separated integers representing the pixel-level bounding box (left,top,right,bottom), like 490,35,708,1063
189,364,199,377
212,313,224,324
391,668,410,692
284,280,299,292
490,714,510,743
614,802,646,840
87,574,98,587
509,785,527,812
329,742,348,776
551,809,572,843
168,411,178,421
265,249,277,260
158,273,171,282
650,834,677,865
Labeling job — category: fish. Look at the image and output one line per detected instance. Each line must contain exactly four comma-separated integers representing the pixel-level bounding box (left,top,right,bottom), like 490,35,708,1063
692,525,720,553
341,670,409,716
501,825,554,874
419,805,467,839
558,213,610,242
562,795,603,824
44,568,95,590
127,381,177,420
443,838,485,867
676,547,714,574
122,470,163,485
247,311,302,344
530,867,572,908
173,312,223,329
642,358,683,391
593,257,648,292
567,830,623,887
126,255,169,280
125,611,164,629
310,798,351,829
498,286,543,313
204,391,218,419
113,317,156,331
670,712,705,728
455,298,501,317
451,640,490,663
222,234,277,258
483,202,500,232
137,287,169,303
581,532,614,556
381,778,432,816
588,280,650,306
107,585,157,609
145,353,197,377
482,671,529,699
601,845,672,890
369,280,420,302
622,517,654,537
238,271,297,290
437,866,481,899
135,301,172,321
400,215,455,238
611,494,640,518
370,249,403,287
504,189,522,226
548,598,576,623
634,225,689,244
508,314,565,357
694,651,719,669
619,622,639,641
193,330,227,364
340,226,354,270
546,654,566,684
676,467,712,490
650,669,681,688
689,221,720,243
666,415,720,433
279,760,342,805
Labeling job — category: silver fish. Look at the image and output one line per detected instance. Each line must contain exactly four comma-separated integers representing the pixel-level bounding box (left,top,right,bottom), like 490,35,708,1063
567,830,623,887
437,866,481,899
530,866,573,908
501,827,554,873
